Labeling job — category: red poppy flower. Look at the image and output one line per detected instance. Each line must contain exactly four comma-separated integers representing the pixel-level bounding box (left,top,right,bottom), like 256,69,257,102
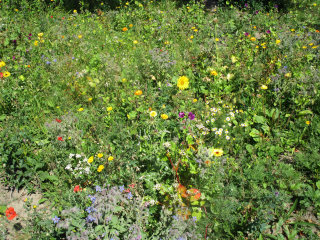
0,72,3,78
57,136,63,141
5,207,17,220
124,189,130,193
51,16,53,18
74,185,82,193
55,118,61,123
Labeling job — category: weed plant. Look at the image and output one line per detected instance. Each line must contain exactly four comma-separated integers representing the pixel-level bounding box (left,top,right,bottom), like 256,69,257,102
0,0,320,239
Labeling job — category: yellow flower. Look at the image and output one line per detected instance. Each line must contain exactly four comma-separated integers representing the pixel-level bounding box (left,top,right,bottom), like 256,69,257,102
38,33,43,38
177,76,189,90
276,40,281,44
108,156,114,161
161,114,168,120
212,149,223,157
302,46,307,49
33,205,37,209
129,24,133,27
101,3,103,5
134,90,142,96
88,156,94,163
256,46,259,49
107,107,113,111
3,71,10,78
126,2,129,5
190,36,193,39
34,40,39,46
97,165,104,172
291,29,295,32
133,40,138,44
215,38,219,41
312,46,317,49
306,121,310,125
231,55,237,63
205,160,212,166
313,3,316,6
0,61,5,68
40,39,44,43
122,27,128,32
150,111,157,117
210,70,218,76
73,10,77,13
285,72,292,77
88,98,92,101
250,37,256,41
97,153,103,158
164,41,169,44
78,35,82,38
309,43,313,46
194,29,198,32
261,85,268,90
253,26,256,29
122,78,127,83
193,99,197,102
77,108,84,111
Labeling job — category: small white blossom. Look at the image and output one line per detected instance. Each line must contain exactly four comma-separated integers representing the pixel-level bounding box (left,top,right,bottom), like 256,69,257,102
163,142,171,148
76,154,82,158
69,154,75,159
226,136,230,140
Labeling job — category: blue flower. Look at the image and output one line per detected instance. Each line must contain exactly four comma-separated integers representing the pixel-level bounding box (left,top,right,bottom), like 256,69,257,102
52,215,60,223
192,216,197,222
86,206,93,213
95,186,102,192
127,192,133,199
119,185,125,192
86,215,95,222
46,61,51,65
87,195,96,203
54,59,57,62
72,57,75,59
173,215,178,220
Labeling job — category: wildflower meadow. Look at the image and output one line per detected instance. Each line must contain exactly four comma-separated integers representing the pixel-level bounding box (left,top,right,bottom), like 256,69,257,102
0,0,320,239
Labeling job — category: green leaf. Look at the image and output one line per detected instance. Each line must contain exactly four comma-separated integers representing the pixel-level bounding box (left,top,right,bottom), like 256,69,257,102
246,144,253,154
38,198,47,204
316,181,320,190
263,234,277,239
253,115,266,124
297,110,313,117
258,234,264,240
288,221,319,227
0,115,6,121
285,199,298,219
95,225,104,233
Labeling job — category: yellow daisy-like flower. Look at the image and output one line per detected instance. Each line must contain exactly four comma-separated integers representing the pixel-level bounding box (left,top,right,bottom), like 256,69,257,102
312,46,317,49
88,98,92,101
193,99,197,102
306,121,310,125
122,27,128,32
73,10,77,13
210,71,218,76
302,46,307,49
194,29,198,32
161,114,168,120
133,40,138,44
0,61,5,68
205,160,212,166
97,165,104,172
122,78,127,83
40,39,44,43
164,41,169,44
285,72,292,77
38,33,43,38
129,24,133,27
134,90,142,95
291,29,295,32
97,153,103,158
212,148,223,157
250,37,256,41
107,107,113,111
309,43,313,46
34,40,39,46
190,36,194,39
231,56,237,63
261,85,268,90
88,156,94,163
33,205,37,209
150,111,157,117
177,76,189,90
77,108,84,111
215,38,219,41
276,40,281,44
78,35,82,38
108,156,114,161
3,71,10,78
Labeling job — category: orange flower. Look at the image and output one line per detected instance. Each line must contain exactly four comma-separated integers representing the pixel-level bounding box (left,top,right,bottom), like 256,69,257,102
134,90,142,96
122,27,128,32
5,207,17,220
149,107,152,111
316,30,319,33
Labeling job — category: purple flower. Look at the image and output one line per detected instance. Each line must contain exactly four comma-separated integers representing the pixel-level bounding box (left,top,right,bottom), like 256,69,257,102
26,49,29,52
54,59,57,62
245,32,249,36
267,30,271,34
86,215,95,222
275,191,279,197
28,37,31,40
95,186,102,192
52,216,60,223
179,112,185,118
188,112,195,120
72,57,74,59
275,4,278,8
13,56,15,60
245,3,248,7
255,10,259,14
13,40,17,44
29,33,32,36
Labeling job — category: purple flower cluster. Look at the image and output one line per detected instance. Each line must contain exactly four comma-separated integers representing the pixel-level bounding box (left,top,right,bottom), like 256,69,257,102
178,112,195,120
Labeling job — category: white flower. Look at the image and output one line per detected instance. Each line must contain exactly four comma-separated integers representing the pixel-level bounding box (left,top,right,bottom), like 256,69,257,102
215,131,220,135
154,184,162,190
226,117,230,121
228,123,232,126
150,199,156,206
76,154,82,158
84,167,90,174
206,120,210,123
65,164,72,170
211,118,215,122
163,142,171,148
225,130,229,134
69,153,75,159
226,136,230,140
219,128,223,132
